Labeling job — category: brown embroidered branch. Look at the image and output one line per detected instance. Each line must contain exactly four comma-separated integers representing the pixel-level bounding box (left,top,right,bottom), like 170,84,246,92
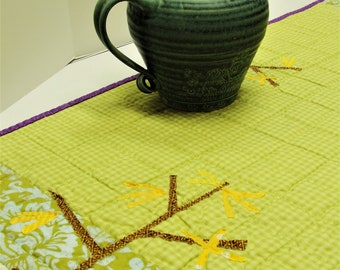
168,175,178,215
250,65,302,71
144,230,247,250
249,64,302,87
51,175,247,270
50,191,103,256
249,66,279,87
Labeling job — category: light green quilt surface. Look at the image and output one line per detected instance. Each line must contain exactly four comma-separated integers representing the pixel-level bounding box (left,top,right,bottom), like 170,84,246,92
0,3,339,270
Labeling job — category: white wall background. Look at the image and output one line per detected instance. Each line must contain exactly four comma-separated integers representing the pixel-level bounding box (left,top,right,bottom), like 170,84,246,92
0,0,129,112
68,0,129,57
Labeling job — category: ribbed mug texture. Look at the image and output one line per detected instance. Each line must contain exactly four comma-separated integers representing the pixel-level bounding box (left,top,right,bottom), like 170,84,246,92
96,0,269,111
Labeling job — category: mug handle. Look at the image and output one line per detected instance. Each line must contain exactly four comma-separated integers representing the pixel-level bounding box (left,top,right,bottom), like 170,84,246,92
94,0,156,93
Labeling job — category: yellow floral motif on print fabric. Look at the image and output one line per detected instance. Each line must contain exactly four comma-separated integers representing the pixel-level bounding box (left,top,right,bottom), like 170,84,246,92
10,211,60,234
189,170,265,218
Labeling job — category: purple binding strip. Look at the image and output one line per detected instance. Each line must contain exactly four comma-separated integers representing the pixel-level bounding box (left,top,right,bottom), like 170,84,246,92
0,74,138,137
0,0,325,137
269,0,324,24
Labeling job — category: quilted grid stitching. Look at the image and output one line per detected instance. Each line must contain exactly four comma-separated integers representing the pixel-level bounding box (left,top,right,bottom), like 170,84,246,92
0,3,339,270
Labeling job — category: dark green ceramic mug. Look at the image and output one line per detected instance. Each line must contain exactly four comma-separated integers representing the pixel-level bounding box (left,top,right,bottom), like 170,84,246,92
94,0,269,112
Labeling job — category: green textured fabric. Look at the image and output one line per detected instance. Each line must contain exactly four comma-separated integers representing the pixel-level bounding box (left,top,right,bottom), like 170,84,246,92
0,3,339,269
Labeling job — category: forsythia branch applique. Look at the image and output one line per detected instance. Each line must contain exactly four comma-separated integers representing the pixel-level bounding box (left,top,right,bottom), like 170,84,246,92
50,172,264,269
247,57,302,87
183,228,246,270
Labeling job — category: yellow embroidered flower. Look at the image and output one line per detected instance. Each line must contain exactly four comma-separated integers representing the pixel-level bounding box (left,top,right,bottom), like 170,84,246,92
247,72,277,86
221,189,265,218
183,228,246,269
280,56,296,67
10,211,60,234
117,182,166,208
189,170,265,218
189,170,221,186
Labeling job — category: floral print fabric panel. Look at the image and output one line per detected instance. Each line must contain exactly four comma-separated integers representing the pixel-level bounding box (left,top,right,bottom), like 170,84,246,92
0,165,159,270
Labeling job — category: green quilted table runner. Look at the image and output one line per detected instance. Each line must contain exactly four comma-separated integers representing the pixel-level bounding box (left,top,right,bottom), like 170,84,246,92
0,2,339,269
